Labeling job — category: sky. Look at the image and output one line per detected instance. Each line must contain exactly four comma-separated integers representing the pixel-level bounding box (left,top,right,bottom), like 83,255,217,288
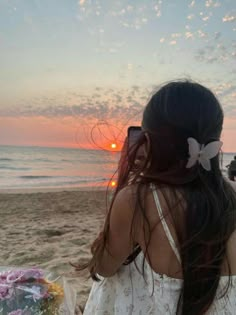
0,0,235,151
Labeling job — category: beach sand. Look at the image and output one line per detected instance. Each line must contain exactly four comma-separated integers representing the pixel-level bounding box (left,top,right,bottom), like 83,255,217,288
0,189,108,314
1,180,235,314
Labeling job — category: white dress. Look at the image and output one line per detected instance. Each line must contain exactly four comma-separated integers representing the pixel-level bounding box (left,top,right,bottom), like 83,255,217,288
84,185,236,315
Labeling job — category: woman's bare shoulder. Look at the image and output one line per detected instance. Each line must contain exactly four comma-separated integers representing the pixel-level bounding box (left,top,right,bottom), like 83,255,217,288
117,183,151,199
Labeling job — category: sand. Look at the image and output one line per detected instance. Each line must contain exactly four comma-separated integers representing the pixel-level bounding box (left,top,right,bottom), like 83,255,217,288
0,189,109,314
1,180,235,314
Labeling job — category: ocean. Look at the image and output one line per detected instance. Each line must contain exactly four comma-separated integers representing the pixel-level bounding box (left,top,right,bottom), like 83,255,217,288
0,145,120,190
0,145,235,191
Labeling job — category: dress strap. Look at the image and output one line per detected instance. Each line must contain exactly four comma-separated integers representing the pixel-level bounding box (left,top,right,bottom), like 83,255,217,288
150,183,182,264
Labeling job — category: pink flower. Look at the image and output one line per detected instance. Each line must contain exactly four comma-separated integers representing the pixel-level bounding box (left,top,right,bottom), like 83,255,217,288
1,268,44,284
0,285,13,300
0,273,7,282
21,268,44,281
6,270,24,283
7,309,23,315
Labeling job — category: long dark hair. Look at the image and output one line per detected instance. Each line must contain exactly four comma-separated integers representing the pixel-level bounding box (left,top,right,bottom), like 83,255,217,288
80,80,236,315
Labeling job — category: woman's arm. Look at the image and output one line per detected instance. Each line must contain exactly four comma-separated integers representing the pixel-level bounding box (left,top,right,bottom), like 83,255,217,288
94,186,138,277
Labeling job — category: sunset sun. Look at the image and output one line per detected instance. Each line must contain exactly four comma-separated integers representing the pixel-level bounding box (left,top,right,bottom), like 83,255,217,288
111,181,116,187
111,143,117,149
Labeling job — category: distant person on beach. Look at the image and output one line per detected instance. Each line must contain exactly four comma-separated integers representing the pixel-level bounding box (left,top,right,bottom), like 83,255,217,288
228,156,236,181
80,81,236,315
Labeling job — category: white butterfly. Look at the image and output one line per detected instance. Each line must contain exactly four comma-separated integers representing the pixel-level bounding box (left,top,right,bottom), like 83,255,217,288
186,137,223,171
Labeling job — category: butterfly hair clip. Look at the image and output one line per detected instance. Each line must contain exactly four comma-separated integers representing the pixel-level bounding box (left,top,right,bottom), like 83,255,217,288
186,137,223,171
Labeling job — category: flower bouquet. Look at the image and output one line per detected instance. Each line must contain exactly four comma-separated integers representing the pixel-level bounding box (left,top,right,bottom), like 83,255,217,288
0,267,76,315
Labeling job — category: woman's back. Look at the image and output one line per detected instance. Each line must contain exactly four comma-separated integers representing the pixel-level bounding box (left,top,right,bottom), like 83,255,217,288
84,184,236,315
139,184,236,279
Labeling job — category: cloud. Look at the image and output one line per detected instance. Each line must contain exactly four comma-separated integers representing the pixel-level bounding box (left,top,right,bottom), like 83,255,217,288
194,40,235,64
171,33,182,38
187,14,194,20
217,85,236,97
212,84,236,116
2,83,235,128
185,31,194,39
77,1,163,31
188,0,195,8
79,0,86,6
222,14,236,23
205,0,221,8
154,4,161,17
197,30,208,38
202,16,210,21
0,87,150,124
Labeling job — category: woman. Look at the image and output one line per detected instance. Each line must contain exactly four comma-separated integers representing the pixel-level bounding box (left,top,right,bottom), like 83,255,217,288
82,81,236,314
227,156,236,181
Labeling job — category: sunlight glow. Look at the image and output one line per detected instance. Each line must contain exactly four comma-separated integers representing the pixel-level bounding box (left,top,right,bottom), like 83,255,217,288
111,143,117,149
111,181,116,187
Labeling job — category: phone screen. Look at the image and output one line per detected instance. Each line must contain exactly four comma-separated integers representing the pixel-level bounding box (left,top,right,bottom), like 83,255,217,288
127,126,145,165
128,126,142,149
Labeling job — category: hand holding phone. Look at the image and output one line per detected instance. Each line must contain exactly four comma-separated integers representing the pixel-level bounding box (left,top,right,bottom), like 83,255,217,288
127,126,146,177
128,126,142,149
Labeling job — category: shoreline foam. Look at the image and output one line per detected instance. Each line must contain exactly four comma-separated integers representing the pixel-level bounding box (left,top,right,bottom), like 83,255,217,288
0,185,108,194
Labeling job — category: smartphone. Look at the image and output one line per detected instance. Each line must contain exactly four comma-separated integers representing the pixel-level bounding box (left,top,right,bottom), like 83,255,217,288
127,126,145,173
128,126,142,149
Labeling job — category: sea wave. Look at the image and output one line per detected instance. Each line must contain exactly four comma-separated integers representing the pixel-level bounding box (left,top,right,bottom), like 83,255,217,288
0,158,13,161
0,175,108,189
18,175,107,182
19,175,52,179
0,166,30,170
47,177,108,186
